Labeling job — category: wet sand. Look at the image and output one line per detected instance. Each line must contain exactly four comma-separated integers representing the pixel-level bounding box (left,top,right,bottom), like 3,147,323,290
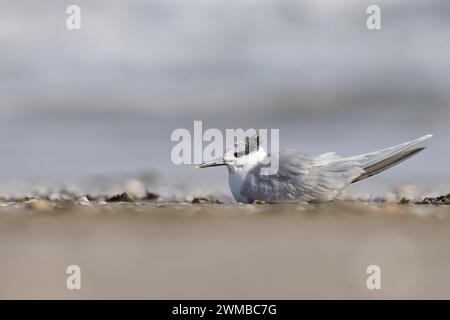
1,201,450,299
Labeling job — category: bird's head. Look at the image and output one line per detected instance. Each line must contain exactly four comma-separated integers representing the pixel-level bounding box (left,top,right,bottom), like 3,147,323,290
196,135,267,173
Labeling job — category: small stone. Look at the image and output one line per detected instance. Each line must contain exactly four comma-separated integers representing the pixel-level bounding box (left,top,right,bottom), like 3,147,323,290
191,197,209,204
125,179,147,199
47,193,61,202
77,196,91,205
252,200,266,204
26,199,54,211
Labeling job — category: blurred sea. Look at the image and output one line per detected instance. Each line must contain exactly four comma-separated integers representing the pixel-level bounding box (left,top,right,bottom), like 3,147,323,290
0,0,449,199
0,116,446,201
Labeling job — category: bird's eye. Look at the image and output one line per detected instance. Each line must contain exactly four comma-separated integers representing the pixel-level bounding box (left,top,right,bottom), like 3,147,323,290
234,151,238,158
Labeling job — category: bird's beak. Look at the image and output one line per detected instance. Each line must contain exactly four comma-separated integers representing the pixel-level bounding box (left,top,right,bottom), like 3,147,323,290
195,157,227,169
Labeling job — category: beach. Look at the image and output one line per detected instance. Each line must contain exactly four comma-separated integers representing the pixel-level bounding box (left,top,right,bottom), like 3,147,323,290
1,200,449,299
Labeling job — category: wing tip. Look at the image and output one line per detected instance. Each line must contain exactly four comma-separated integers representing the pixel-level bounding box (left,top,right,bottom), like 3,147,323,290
410,134,433,146
416,134,433,146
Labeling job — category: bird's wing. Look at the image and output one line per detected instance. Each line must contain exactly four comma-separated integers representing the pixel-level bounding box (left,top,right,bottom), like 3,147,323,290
240,149,363,202
346,134,432,182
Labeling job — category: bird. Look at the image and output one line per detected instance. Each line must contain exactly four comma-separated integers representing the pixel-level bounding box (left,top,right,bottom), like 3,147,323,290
196,134,433,203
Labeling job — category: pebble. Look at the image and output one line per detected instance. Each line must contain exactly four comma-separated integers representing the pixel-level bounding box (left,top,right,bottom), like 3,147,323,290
125,179,147,199
26,199,54,211
77,196,91,206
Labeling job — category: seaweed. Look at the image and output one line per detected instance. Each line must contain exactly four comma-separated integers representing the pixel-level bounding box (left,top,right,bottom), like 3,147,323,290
399,197,410,204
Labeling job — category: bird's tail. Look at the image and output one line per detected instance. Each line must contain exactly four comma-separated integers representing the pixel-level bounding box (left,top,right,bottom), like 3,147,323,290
350,134,433,183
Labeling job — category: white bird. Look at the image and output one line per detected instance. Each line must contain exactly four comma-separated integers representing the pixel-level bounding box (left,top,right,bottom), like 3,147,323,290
196,134,433,203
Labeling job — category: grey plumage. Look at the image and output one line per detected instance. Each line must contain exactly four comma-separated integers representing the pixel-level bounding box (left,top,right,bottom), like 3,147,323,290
197,134,432,203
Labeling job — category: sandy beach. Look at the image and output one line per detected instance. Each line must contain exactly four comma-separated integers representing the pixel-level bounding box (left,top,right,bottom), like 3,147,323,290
1,200,449,299
1,0,448,304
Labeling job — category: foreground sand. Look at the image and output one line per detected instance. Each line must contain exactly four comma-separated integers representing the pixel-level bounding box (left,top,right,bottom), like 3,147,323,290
1,201,450,299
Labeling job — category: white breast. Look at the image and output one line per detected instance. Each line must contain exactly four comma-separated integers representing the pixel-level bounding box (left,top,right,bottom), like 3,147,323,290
228,171,248,203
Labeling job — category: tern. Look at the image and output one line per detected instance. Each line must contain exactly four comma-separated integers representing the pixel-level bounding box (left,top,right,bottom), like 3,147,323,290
196,134,432,203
